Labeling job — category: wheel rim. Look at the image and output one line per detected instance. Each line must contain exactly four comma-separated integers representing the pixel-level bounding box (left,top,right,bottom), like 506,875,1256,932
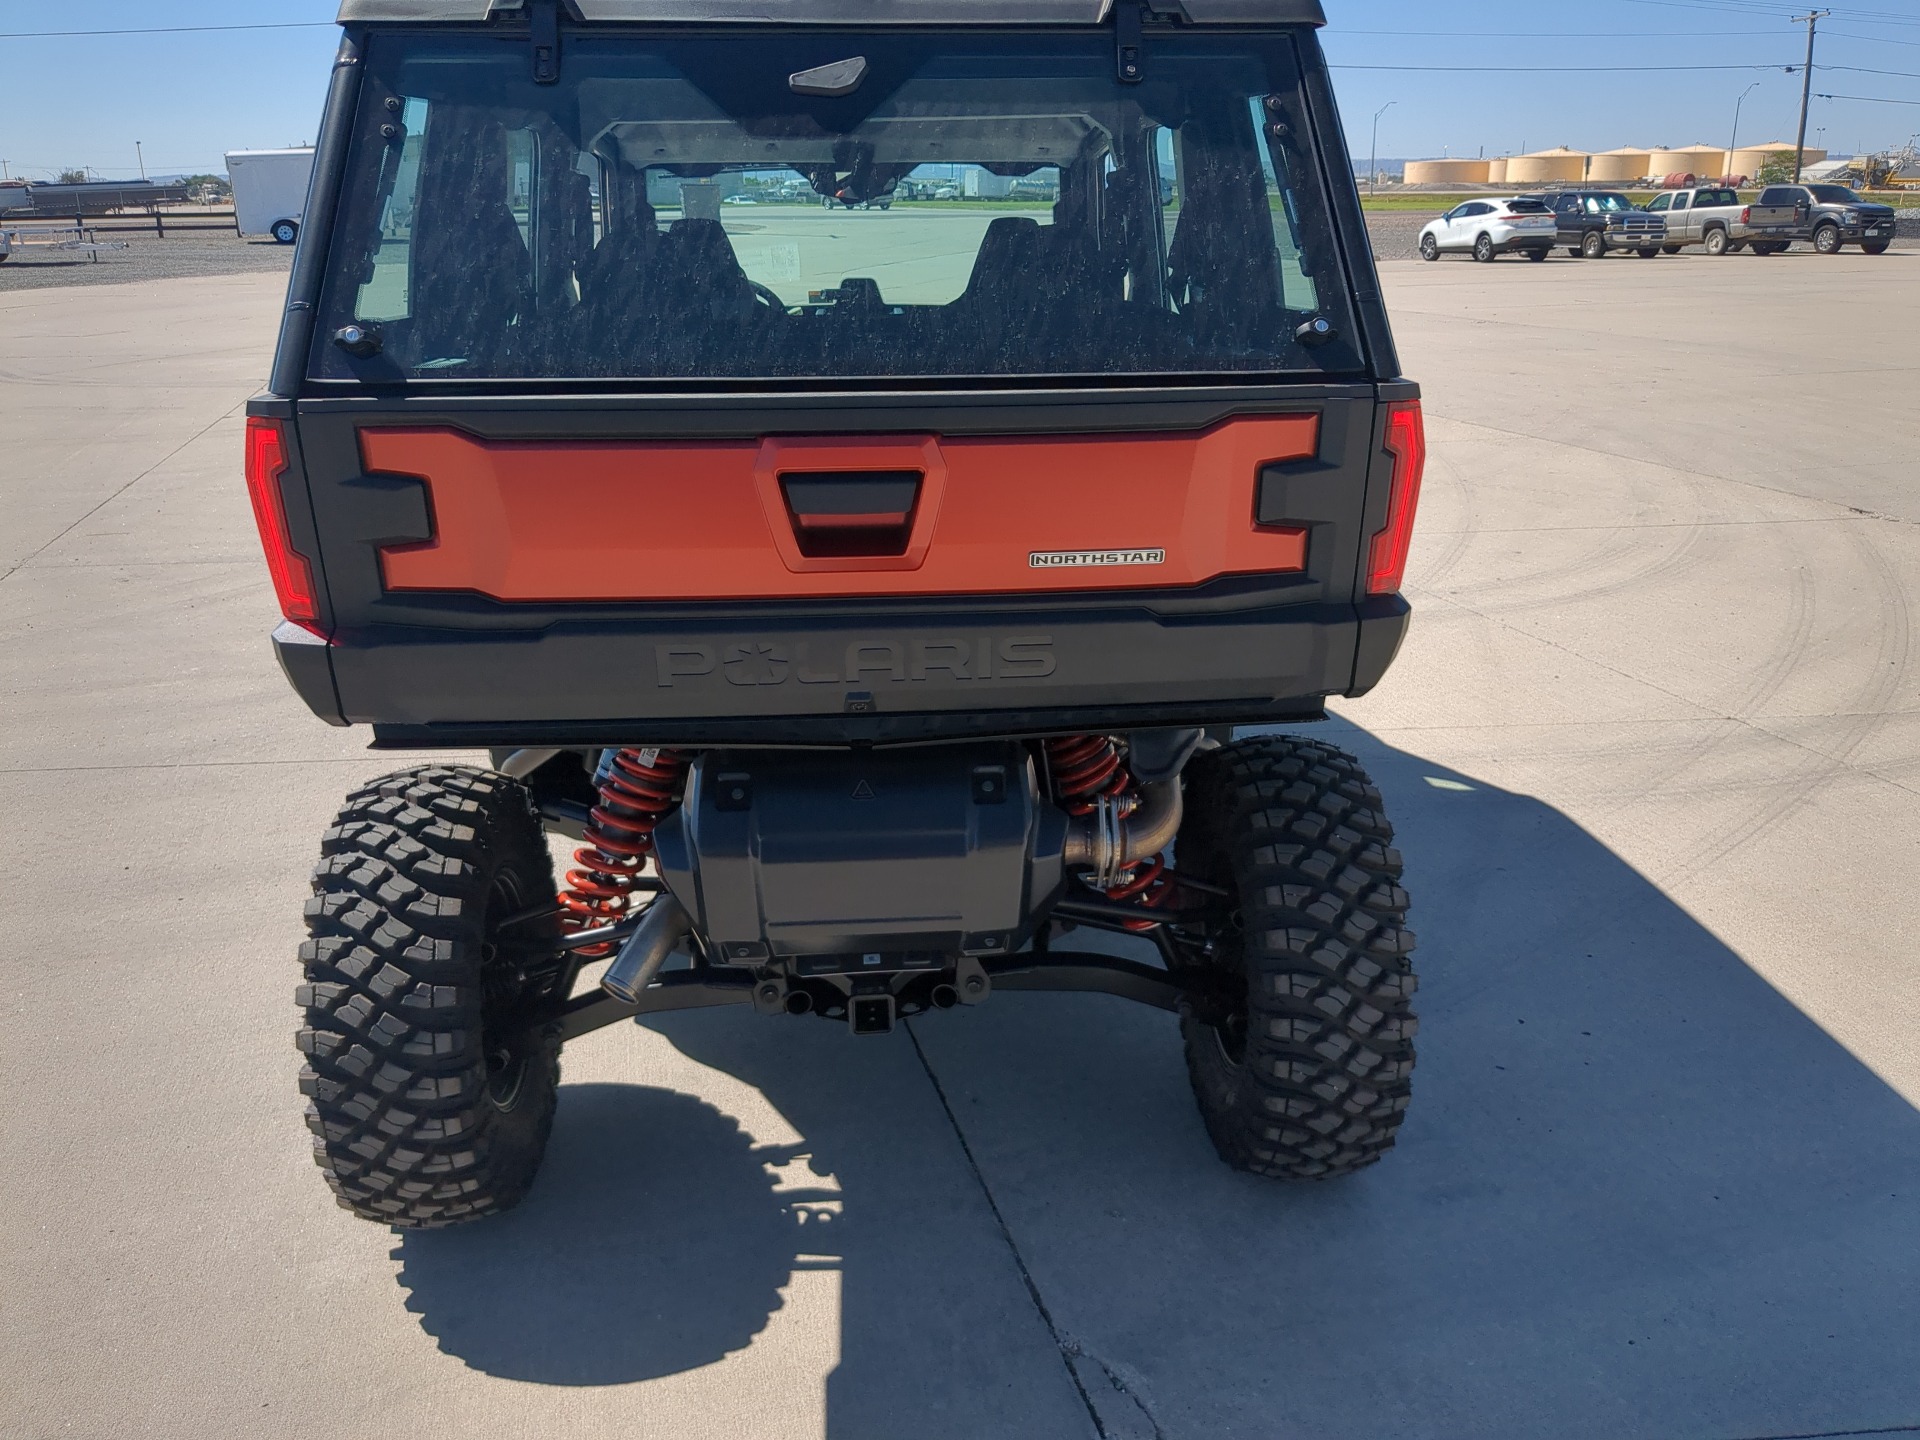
1475,237,1491,261
1420,236,1437,259
480,871,539,1112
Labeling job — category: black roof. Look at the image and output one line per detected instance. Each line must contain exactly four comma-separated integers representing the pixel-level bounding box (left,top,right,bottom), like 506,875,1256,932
337,0,1325,26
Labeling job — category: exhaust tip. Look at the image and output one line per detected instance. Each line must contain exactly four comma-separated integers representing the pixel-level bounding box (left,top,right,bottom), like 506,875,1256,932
931,984,959,1010
784,990,815,1016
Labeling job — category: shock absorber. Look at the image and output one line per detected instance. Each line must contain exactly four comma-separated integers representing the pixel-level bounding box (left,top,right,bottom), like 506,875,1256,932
1043,735,1171,926
560,747,689,956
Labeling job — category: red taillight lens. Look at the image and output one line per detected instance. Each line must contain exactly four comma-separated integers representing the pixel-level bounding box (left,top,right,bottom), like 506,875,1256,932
1366,400,1426,596
1741,205,1751,223
244,416,323,632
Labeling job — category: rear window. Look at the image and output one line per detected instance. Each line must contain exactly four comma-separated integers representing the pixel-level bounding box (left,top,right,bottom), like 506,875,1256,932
1506,199,1550,214
1758,187,1799,207
1697,189,1738,207
312,29,1362,384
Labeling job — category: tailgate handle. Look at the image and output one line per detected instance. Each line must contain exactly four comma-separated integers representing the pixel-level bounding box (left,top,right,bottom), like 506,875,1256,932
780,471,923,558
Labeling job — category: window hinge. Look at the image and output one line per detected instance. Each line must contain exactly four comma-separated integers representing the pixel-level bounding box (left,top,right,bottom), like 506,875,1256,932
1115,1,1144,84
530,0,561,85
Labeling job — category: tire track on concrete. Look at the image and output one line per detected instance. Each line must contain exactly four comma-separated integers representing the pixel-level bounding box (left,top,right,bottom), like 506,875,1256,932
1669,520,1913,884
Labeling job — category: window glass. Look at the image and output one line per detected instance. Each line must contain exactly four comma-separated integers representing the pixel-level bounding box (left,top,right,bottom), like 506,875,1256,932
1646,194,1670,212
313,30,1361,382
1669,193,1690,211
1758,187,1795,206
1507,198,1550,214
1808,185,1859,205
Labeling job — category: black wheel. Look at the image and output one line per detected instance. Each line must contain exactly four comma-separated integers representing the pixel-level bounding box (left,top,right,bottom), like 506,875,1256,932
1813,224,1842,255
1581,231,1606,260
1863,240,1891,255
1525,247,1548,262
1174,736,1418,1179
1419,233,1440,262
1704,228,1729,257
298,765,563,1227
1636,248,1658,259
1565,246,1583,258
271,219,299,245
1473,233,1496,263
1663,243,1685,256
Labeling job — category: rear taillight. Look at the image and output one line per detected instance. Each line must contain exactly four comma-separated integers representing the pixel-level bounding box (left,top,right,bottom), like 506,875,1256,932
1366,400,1426,596
1741,205,1751,223
244,416,323,634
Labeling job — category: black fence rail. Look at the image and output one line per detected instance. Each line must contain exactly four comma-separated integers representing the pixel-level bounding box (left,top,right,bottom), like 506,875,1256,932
3,208,240,237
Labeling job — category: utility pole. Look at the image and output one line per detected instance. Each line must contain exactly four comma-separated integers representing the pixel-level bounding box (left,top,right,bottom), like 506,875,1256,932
136,141,147,181
1793,10,1829,183
1728,81,1759,183
1370,101,1395,198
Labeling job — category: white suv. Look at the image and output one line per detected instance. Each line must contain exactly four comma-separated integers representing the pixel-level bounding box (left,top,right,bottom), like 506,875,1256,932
1419,198,1558,262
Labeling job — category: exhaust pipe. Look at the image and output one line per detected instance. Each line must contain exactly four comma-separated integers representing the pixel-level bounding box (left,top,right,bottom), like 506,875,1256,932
1062,779,1183,889
600,894,692,1005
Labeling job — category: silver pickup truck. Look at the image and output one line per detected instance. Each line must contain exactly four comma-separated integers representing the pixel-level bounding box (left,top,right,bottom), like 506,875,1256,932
1645,186,1752,256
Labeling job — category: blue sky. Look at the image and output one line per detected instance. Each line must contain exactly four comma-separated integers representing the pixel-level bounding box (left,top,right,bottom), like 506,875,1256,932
1,0,1916,181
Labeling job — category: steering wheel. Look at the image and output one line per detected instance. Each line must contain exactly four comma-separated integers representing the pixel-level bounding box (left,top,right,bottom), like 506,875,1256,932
750,282,786,312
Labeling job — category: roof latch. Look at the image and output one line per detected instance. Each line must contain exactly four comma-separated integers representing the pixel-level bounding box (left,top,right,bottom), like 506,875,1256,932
530,0,561,85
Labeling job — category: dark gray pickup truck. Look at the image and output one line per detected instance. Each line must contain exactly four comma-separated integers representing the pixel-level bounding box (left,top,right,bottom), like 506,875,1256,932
1744,184,1898,255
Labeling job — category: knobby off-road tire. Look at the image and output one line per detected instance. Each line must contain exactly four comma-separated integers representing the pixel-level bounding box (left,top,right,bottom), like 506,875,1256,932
298,765,563,1227
1175,736,1418,1179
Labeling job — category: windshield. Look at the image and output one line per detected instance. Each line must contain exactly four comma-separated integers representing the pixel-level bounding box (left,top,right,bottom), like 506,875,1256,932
312,29,1360,384
1809,185,1861,205
1585,193,1632,214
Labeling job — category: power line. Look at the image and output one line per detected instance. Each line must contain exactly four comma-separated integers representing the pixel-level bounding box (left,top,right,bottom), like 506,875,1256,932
1816,91,1920,104
1330,62,1794,72
0,21,332,39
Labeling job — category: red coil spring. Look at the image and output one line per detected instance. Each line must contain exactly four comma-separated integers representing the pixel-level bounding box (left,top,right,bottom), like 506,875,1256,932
1043,735,1172,928
1043,734,1130,815
561,747,689,956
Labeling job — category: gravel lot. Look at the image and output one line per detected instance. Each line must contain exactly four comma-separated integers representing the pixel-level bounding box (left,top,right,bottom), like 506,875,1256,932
0,229,294,292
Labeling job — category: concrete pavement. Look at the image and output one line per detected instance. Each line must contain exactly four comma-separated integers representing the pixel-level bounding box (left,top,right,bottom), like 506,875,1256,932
3,251,1918,1439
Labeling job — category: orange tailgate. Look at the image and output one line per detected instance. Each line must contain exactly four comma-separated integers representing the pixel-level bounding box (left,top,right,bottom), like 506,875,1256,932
362,415,1317,603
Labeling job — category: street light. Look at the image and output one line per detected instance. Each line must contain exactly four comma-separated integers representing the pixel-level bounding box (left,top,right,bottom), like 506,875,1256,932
1370,100,1396,198
1727,81,1759,182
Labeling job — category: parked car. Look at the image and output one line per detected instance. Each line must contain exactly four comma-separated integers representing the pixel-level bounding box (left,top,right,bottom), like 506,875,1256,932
1645,186,1751,255
1529,190,1668,258
1418,196,1558,262
1743,184,1897,255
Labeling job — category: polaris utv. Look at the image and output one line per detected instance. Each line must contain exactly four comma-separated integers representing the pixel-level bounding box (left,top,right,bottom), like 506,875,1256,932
248,0,1426,1228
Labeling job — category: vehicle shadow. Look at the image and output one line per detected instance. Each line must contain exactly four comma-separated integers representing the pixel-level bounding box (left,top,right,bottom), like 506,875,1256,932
391,1082,803,1385
394,724,1920,1439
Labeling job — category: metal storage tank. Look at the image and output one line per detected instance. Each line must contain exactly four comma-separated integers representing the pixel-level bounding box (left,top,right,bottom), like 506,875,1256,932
1403,158,1493,185
1504,148,1589,185
1486,157,1508,184
1731,141,1826,177
1648,144,1727,180
1586,148,1651,183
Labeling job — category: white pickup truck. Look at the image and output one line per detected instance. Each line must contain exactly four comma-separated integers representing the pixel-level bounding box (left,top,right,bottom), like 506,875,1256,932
1644,186,1752,256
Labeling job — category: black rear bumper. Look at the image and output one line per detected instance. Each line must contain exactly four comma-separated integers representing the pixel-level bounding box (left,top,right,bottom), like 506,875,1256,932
276,595,1410,747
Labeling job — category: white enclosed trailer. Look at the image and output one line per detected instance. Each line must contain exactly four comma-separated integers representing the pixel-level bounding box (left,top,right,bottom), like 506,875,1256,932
226,148,316,243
